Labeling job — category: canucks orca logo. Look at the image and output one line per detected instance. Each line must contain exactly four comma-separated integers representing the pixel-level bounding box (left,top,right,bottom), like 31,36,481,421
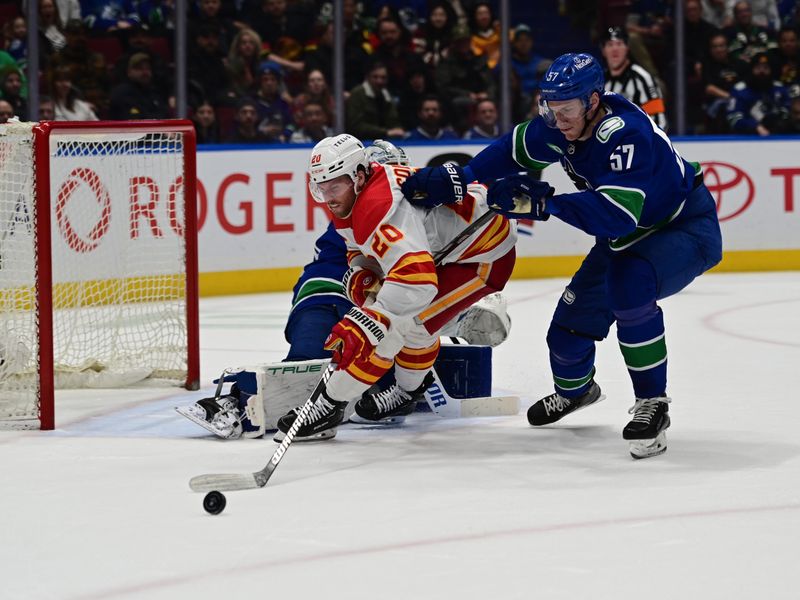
561,157,591,191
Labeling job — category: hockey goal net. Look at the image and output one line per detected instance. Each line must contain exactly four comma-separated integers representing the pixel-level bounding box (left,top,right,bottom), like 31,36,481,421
0,120,199,430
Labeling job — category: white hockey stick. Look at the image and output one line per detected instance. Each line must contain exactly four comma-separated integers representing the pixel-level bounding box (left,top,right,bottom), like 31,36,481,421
189,363,336,493
423,368,519,418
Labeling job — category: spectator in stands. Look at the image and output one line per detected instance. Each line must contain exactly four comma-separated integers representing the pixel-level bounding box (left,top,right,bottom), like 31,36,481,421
6,16,27,66
0,99,14,122
289,100,333,143
81,0,140,33
50,65,99,120
188,21,235,107
683,0,719,67
192,100,220,144
435,22,496,134
38,0,67,64
254,60,294,142
114,23,171,101
725,1,777,62
702,0,734,29
0,65,28,120
189,0,237,54
748,0,781,30
226,27,263,98
703,31,746,132
463,98,499,139
48,19,109,117
345,60,406,140
787,96,800,132
292,68,334,128
224,96,271,143
38,94,55,120
727,51,791,134
623,0,671,77
405,95,459,140
136,0,174,35
413,1,456,69
769,27,800,92
601,26,668,130
55,0,81,28
468,1,500,69
373,15,422,97
303,21,366,93
245,0,310,51
509,24,552,108
108,52,168,120
397,64,436,130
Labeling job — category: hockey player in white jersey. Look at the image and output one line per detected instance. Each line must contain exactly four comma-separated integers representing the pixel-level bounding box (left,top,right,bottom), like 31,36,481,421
275,133,517,441
176,140,514,441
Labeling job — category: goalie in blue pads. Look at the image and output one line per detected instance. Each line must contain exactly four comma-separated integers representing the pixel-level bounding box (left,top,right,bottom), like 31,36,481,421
401,53,723,459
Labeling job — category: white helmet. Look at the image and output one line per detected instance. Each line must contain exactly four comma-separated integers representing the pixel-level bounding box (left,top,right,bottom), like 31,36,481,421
308,134,368,203
365,139,409,166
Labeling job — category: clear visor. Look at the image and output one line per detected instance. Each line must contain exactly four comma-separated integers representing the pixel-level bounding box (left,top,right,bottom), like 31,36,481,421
538,97,586,128
309,175,355,203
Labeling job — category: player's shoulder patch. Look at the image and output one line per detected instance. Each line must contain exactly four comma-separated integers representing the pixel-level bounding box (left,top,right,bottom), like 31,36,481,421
351,166,396,245
595,116,625,143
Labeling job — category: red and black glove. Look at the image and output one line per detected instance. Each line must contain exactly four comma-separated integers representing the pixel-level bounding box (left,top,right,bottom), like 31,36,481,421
323,307,390,369
342,266,383,307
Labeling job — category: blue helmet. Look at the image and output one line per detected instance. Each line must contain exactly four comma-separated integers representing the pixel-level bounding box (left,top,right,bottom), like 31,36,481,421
540,53,604,104
538,53,605,128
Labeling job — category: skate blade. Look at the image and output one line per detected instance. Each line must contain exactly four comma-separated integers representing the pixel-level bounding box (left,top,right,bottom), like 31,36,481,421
628,431,667,459
175,406,239,439
272,428,337,443
349,414,407,425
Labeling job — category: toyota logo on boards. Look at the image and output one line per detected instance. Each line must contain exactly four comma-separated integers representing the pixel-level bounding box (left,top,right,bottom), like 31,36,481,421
700,161,754,222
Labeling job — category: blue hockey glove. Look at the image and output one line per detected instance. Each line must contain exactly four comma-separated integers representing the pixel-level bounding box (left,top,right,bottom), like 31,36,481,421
400,163,467,207
487,174,554,221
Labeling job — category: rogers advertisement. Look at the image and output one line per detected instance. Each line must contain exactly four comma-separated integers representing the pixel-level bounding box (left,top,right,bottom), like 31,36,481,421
194,140,799,284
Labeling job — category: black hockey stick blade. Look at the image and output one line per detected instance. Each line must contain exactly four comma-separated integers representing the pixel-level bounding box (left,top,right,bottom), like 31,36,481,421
432,210,495,265
189,363,336,493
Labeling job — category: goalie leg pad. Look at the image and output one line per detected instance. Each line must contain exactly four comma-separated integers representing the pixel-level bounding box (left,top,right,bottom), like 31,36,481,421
434,343,493,399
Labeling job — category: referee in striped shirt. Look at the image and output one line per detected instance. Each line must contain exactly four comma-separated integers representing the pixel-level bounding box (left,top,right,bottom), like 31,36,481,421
600,26,669,131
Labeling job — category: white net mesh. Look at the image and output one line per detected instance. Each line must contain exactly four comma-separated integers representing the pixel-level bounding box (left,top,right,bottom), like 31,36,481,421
0,122,191,427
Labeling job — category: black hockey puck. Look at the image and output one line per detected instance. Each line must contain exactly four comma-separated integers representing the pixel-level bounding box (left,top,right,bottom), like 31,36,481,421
203,490,226,515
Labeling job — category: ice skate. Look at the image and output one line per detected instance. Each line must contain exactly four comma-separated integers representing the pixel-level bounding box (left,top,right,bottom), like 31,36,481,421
623,397,671,459
176,394,244,439
273,390,347,442
351,373,433,425
527,381,604,426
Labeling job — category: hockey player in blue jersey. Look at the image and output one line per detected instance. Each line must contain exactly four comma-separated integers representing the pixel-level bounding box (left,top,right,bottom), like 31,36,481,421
400,52,723,458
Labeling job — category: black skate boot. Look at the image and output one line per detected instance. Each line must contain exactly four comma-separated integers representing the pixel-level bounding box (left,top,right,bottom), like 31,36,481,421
527,381,604,426
623,397,671,459
273,390,348,442
351,373,434,425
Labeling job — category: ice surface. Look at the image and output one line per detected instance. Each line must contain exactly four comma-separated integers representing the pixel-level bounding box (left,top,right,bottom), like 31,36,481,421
2,273,798,600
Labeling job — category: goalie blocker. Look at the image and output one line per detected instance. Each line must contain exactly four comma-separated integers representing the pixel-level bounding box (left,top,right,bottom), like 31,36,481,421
177,341,517,439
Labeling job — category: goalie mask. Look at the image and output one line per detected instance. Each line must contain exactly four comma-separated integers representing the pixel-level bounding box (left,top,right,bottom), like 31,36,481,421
308,134,369,203
365,139,410,166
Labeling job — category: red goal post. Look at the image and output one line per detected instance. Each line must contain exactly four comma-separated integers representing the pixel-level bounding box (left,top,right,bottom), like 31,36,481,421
0,119,200,430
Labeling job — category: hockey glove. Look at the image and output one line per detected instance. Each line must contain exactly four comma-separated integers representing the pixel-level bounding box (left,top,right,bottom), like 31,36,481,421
488,174,554,221
323,307,390,370
342,266,383,307
400,163,467,207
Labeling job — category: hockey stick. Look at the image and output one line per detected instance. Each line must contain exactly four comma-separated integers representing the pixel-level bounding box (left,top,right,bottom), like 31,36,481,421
189,363,336,493
188,211,500,493
432,209,495,265
423,367,519,418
